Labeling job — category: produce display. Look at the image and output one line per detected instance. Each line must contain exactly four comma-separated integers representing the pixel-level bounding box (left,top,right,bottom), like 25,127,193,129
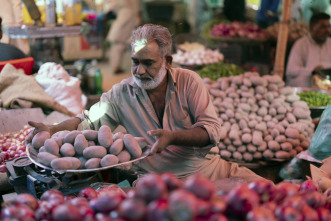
204,72,315,163
28,125,147,171
172,48,224,66
266,21,309,42
210,21,268,40
298,90,331,107
0,125,33,173
177,41,206,52
1,172,331,221
198,62,244,82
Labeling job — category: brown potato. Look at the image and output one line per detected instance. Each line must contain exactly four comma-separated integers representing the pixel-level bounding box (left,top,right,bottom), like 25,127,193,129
98,125,113,148
60,143,75,157
37,152,58,167
44,139,60,156
51,158,73,170
117,150,131,163
82,130,98,141
109,139,124,155
83,146,107,159
123,134,142,158
63,157,82,169
63,131,82,144
100,154,119,167
32,131,51,149
85,158,101,169
74,134,88,155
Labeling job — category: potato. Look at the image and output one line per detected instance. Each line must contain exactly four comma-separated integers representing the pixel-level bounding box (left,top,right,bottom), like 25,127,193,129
82,130,98,141
74,134,88,155
98,125,113,147
243,152,253,162
39,146,46,152
51,130,70,139
287,138,300,147
275,135,286,143
63,131,82,144
227,145,236,152
220,150,231,159
233,139,242,147
262,149,274,159
280,142,293,151
62,157,81,169
247,144,257,153
233,152,243,161
285,128,300,139
109,139,124,155
44,139,60,156
257,141,267,152
237,145,247,153
252,131,263,146
275,151,291,159
32,131,51,149
268,140,280,151
60,143,75,157
218,142,226,150
83,146,107,159
242,133,252,143
117,150,131,163
123,134,142,158
37,152,58,167
100,154,119,167
85,158,101,169
51,158,73,170
253,152,262,159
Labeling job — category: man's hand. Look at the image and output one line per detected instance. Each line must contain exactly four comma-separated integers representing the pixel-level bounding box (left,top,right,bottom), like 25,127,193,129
147,129,173,155
24,121,50,146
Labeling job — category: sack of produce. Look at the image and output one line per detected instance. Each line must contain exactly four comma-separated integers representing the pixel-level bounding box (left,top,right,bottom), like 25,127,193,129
308,105,331,160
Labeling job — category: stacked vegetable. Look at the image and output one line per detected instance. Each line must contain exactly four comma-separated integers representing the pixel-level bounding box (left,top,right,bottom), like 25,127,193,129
204,72,315,162
177,41,206,52
198,62,244,81
0,125,33,173
210,21,268,40
1,173,331,221
28,125,147,171
266,21,309,42
172,48,224,66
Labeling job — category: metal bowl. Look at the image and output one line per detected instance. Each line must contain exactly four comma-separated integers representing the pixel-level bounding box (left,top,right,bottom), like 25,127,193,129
294,87,331,119
26,143,150,174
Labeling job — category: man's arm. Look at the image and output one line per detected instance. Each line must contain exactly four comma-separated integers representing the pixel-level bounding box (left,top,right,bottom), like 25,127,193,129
25,117,81,145
147,127,210,155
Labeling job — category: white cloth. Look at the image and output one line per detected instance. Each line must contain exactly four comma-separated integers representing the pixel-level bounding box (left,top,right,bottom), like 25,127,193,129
36,62,87,115
286,35,331,87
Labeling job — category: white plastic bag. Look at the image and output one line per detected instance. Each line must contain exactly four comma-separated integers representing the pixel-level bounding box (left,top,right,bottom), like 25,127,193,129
36,62,87,115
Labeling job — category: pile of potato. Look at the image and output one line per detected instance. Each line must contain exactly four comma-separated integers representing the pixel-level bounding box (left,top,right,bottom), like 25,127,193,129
266,21,309,42
204,72,315,162
177,41,206,51
30,125,147,170
172,49,224,66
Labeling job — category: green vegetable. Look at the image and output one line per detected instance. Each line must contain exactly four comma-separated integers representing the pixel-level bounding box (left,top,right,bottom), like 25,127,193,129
298,91,331,107
197,62,244,81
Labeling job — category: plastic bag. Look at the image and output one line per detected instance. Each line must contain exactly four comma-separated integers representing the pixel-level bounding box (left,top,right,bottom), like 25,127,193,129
308,105,331,160
36,62,87,115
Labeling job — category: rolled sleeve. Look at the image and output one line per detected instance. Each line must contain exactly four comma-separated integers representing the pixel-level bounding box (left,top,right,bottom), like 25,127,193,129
187,72,222,158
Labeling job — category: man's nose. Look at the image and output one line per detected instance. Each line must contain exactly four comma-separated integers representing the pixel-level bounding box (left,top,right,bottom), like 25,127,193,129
136,64,145,75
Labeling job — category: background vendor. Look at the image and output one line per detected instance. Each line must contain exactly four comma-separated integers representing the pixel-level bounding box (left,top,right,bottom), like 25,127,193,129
286,12,331,87
26,24,264,183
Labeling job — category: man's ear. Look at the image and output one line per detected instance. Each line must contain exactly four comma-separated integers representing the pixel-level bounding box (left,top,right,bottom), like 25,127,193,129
165,55,173,69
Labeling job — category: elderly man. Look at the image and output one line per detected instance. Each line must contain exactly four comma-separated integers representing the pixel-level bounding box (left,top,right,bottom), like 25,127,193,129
286,12,331,87
26,24,263,182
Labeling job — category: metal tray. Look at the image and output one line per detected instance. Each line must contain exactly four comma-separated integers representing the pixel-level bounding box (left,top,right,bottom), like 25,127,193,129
26,143,150,174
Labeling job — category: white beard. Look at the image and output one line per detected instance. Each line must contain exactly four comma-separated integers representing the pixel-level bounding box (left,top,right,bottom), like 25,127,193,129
133,62,167,90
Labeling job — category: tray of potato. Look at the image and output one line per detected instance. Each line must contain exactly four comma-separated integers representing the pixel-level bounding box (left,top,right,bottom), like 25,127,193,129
26,125,150,173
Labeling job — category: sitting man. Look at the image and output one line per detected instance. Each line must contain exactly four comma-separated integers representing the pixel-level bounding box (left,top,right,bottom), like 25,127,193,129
0,16,39,73
26,24,263,183
286,12,331,87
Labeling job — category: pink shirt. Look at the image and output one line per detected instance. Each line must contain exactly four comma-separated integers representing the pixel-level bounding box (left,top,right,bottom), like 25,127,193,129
78,67,222,178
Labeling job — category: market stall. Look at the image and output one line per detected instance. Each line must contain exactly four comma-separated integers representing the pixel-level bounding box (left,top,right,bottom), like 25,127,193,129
1,1,331,220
